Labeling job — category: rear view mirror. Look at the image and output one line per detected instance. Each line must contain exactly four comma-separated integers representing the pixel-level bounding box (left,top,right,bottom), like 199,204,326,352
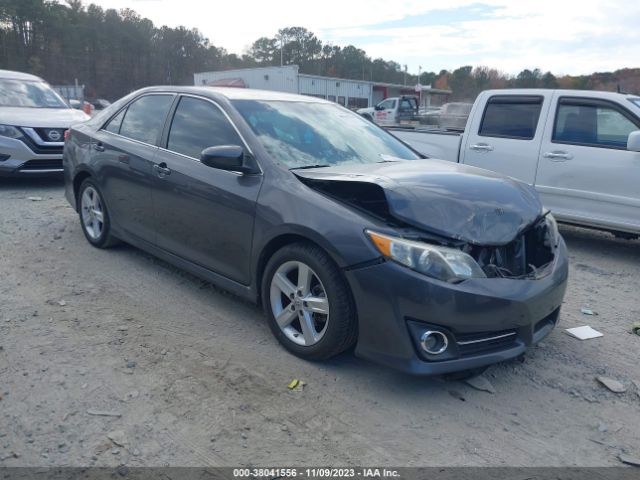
200,145,253,173
627,130,640,152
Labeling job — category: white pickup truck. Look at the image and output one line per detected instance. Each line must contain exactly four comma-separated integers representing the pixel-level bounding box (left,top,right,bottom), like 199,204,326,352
357,95,419,126
390,89,640,238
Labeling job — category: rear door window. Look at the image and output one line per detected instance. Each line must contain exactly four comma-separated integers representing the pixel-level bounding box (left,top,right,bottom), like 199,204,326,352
119,94,174,145
479,95,543,140
166,96,242,159
399,99,414,111
553,99,640,149
104,109,126,134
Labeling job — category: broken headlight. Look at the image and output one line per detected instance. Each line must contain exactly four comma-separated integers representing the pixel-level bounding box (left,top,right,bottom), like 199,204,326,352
544,212,560,249
366,230,486,283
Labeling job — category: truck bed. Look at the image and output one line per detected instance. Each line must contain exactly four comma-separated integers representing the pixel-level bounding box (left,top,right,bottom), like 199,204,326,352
386,126,463,162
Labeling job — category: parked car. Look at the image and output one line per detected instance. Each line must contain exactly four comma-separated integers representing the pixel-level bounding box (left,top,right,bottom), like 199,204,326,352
68,99,83,110
0,69,90,177
92,98,111,110
421,102,472,130
390,89,640,238
64,86,568,375
357,95,418,125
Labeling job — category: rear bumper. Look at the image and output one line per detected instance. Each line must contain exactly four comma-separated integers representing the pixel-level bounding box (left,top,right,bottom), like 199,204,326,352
346,239,569,375
0,136,63,177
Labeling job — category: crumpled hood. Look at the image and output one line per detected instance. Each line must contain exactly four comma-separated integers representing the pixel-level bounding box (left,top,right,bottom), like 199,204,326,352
294,159,544,246
1,107,89,128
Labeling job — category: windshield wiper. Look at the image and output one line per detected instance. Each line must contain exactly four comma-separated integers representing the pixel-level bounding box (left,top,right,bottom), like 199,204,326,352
290,164,332,170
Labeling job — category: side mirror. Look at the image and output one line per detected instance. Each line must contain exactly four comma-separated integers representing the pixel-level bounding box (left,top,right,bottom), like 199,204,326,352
627,130,640,152
374,104,383,111
200,145,254,173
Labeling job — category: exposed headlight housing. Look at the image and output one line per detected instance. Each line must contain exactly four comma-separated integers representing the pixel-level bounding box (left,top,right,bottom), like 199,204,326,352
366,230,486,283
0,124,22,139
544,212,560,249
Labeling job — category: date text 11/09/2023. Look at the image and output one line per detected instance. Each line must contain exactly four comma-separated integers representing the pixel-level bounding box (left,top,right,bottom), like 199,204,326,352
233,468,400,478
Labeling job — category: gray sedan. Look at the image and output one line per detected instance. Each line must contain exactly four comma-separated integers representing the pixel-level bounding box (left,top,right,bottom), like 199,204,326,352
63,86,568,375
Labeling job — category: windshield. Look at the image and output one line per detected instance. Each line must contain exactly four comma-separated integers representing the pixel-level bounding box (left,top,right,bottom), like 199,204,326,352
629,98,640,109
0,79,68,108
232,100,420,168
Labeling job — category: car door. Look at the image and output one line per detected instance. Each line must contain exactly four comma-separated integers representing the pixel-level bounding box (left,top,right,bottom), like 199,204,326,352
461,93,550,184
92,93,175,243
374,99,396,126
151,95,262,285
397,97,415,122
535,95,640,231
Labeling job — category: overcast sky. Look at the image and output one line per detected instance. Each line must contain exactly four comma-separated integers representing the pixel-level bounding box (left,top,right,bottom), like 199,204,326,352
91,0,639,76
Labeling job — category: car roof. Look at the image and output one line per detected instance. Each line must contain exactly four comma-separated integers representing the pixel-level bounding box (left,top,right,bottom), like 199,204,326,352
483,88,639,102
0,69,44,82
138,85,332,104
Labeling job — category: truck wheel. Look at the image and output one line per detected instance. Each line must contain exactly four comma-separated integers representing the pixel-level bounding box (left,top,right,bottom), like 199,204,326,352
262,243,357,361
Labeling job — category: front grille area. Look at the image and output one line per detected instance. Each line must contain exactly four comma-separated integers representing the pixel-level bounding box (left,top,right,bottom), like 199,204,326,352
455,329,519,357
535,308,560,333
19,134,64,155
465,218,554,279
34,127,66,143
407,319,522,362
19,159,63,171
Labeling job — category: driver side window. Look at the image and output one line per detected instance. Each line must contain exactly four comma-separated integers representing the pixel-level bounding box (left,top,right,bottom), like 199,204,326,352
553,100,639,149
167,96,242,159
378,99,395,110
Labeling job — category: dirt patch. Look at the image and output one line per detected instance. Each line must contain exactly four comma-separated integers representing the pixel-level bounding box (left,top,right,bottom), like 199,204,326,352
1,178,639,467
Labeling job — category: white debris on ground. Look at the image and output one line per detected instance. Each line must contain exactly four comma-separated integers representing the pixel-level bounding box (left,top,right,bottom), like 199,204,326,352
0,178,639,467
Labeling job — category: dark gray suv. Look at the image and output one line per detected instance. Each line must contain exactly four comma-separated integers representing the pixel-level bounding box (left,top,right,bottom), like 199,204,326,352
63,86,568,375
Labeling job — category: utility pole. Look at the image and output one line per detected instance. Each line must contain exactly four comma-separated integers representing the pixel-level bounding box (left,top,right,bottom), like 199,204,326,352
279,33,287,66
403,64,407,85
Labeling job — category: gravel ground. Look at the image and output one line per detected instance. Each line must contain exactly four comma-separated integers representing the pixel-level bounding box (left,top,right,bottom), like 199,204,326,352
1,177,639,467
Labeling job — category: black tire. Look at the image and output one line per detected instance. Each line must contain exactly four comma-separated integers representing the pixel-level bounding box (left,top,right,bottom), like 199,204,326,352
261,242,357,361
77,178,119,248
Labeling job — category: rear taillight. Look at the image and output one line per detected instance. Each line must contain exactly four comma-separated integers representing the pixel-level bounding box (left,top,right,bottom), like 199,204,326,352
64,130,70,141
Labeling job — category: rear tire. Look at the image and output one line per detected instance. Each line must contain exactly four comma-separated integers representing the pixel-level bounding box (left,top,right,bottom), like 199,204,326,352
77,178,119,248
262,242,357,361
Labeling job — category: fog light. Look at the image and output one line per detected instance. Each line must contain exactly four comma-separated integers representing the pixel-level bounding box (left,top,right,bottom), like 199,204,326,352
420,330,449,355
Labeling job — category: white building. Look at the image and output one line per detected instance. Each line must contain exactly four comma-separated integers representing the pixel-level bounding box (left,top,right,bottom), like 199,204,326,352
194,65,451,109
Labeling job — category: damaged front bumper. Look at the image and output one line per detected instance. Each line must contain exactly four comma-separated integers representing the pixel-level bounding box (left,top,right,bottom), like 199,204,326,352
344,238,568,375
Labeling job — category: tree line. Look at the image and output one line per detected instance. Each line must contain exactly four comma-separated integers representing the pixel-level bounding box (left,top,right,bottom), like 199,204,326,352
1,0,638,102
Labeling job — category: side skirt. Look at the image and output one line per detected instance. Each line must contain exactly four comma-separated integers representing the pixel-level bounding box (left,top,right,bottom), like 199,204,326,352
113,227,258,303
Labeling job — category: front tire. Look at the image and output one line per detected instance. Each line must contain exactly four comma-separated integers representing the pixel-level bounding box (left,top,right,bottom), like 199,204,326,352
262,243,357,361
77,178,119,248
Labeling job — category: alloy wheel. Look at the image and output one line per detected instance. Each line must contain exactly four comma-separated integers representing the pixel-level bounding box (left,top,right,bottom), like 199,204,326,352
269,261,330,346
80,186,105,240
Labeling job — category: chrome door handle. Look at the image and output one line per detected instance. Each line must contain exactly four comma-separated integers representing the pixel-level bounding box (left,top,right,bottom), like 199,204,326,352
93,142,105,152
470,143,494,151
543,151,573,161
153,163,171,177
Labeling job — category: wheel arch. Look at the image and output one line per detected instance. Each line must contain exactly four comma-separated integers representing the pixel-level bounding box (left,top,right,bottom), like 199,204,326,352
72,169,93,210
254,231,350,307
